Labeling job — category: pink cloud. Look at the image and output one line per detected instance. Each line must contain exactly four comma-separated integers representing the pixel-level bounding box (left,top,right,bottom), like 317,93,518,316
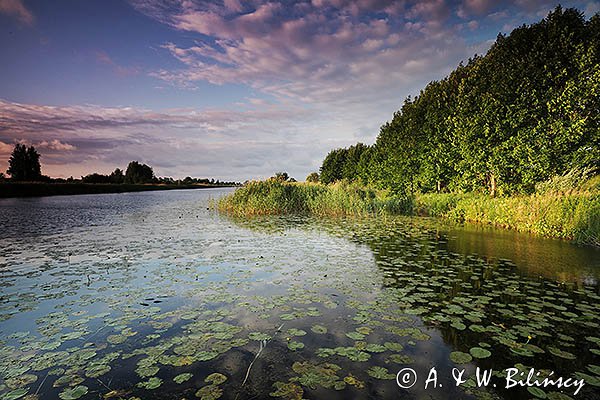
0,0,34,26
94,50,140,77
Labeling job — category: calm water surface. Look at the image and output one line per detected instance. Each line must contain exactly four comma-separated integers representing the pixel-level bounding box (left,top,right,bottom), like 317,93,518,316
0,189,599,400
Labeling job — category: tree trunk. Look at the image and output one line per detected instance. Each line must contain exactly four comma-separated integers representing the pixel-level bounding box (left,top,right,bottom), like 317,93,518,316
490,173,496,197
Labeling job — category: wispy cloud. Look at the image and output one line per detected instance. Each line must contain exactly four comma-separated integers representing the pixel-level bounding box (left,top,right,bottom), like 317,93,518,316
0,98,340,180
0,0,34,25
94,51,141,77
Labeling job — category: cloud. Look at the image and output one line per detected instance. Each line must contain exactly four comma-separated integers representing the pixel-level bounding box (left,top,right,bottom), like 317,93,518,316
94,51,141,77
0,98,346,180
0,0,34,25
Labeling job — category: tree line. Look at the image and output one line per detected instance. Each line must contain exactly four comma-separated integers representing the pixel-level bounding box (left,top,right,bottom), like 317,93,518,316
1,143,239,186
317,7,599,196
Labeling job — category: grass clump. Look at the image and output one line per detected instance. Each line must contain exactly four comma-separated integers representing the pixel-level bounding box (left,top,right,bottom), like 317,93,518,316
416,169,600,246
219,169,599,246
218,180,412,217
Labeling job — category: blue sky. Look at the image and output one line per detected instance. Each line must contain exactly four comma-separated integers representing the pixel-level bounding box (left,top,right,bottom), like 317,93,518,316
1,0,598,180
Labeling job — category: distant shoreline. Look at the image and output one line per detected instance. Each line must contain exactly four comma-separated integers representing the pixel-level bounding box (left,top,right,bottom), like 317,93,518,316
0,182,237,198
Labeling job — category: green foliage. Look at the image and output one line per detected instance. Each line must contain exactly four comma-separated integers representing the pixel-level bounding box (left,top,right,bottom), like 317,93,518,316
319,7,599,196
7,144,42,181
306,172,319,183
416,170,600,246
125,161,155,184
218,180,413,217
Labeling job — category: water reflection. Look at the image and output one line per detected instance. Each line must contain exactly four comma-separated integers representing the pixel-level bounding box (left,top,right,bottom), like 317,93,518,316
0,190,598,400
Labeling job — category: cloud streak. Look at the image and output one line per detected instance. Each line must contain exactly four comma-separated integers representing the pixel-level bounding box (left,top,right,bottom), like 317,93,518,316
0,0,34,25
0,98,340,180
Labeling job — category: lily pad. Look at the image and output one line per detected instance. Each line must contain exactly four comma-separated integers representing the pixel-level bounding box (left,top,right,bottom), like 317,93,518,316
205,373,227,385
174,373,193,384
469,347,491,359
58,386,88,400
311,325,327,334
450,351,473,364
367,366,395,380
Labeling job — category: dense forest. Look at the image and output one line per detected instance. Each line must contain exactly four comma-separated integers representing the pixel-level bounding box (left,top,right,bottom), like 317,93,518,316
319,7,599,196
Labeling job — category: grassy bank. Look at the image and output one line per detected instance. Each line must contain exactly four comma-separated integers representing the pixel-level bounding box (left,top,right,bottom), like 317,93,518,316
415,175,600,246
0,182,231,198
219,174,599,246
218,180,412,217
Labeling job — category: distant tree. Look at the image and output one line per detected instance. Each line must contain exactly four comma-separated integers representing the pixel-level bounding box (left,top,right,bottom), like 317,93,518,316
306,172,319,183
81,173,111,183
270,172,290,182
109,168,125,184
125,161,155,184
7,144,42,181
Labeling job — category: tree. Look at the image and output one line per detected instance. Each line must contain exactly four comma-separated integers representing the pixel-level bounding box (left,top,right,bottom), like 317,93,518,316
320,148,347,184
270,172,290,182
306,172,319,183
81,173,111,183
125,161,155,184
7,144,42,181
109,168,125,184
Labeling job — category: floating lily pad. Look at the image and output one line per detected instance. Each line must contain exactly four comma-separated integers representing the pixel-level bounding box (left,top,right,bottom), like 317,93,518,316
58,386,88,400
311,325,327,334
469,347,491,359
195,384,223,400
205,373,227,385
174,373,193,384
287,341,304,351
367,366,395,380
528,387,547,398
547,347,576,360
450,351,473,364
2,388,29,400
137,377,162,390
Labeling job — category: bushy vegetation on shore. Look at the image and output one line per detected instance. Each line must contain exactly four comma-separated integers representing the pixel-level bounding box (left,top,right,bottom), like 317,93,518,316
415,188,600,246
318,8,599,196
219,170,600,246
218,180,413,217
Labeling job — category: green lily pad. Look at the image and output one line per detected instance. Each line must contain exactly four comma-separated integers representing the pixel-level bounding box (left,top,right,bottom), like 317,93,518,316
2,388,29,400
287,341,304,351
311,325,327,334
205,373,227,385
196,384,223,400
469,347,491,359
58,385,88,400
248,332,271,341
137,377,162,390
528,387,547,398
367,366,395,380
174,373,193,384
547,347,576,360
450,351,473,364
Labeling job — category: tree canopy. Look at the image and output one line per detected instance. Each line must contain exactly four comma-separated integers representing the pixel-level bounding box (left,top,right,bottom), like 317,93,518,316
319,7,599,196
7,144,42,181
125,161,155,184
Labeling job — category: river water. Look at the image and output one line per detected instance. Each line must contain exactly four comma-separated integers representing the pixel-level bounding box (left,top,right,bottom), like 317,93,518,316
0,188,598,400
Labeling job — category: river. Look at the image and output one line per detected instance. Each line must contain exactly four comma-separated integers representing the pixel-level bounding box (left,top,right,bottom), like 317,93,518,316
0,188,598,400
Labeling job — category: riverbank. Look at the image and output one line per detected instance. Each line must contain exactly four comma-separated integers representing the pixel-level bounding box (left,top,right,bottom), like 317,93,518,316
0,182,235,198
218,179,599,246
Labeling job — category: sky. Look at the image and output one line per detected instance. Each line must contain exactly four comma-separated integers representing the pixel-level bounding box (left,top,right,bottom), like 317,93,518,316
0,0,599,181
